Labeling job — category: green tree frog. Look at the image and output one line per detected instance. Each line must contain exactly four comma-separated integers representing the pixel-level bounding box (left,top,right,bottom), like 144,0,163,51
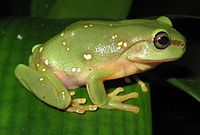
15,16,186,114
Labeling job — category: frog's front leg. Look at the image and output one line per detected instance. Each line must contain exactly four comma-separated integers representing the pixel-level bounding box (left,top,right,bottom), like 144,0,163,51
86,69,140,113
15,64,97,114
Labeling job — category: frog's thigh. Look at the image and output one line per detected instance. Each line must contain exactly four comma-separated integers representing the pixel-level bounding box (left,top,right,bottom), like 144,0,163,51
15,64,71,109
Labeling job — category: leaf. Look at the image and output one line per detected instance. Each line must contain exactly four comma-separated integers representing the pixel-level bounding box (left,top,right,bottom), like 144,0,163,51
149,62,200,102
31,0,133,20
167,77,200,102
0,17,151,135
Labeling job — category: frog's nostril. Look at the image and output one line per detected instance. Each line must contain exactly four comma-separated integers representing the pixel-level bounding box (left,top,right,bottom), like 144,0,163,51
181,43,185,47
180,42,186,48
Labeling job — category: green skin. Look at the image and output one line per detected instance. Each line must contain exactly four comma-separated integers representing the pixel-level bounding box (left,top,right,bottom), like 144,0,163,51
15,16,186,113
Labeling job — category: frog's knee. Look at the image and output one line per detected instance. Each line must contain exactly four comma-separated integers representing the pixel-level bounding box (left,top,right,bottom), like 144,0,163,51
15,64,31,90
15,64,26,76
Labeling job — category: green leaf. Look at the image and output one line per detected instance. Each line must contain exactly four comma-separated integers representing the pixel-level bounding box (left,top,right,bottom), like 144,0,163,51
167,77,200,102
0,17,151,135
150,62,200,102
31,0,133,20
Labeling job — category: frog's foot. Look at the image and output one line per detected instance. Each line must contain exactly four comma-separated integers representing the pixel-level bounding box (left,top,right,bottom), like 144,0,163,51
101,87,140,113
66,98,98,114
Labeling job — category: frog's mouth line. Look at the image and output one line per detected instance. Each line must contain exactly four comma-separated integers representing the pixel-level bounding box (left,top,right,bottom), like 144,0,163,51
132,57,178,63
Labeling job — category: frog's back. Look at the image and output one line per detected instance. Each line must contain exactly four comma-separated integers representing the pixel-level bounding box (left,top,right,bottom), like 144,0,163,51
32,21,135,74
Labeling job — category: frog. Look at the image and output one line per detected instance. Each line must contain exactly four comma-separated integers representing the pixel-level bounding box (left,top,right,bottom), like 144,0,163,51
15,16,186,114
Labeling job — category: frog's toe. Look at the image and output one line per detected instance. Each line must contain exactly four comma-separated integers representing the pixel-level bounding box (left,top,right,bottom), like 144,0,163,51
108,87,124,97
66,98,98,114
133,76,149,92
66,106,86,114
104,101,140,113
108,87,138,102
66,105,98,114
72,98,87,104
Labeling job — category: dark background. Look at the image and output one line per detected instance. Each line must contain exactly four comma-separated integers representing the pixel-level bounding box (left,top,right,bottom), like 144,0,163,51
0,0,199,135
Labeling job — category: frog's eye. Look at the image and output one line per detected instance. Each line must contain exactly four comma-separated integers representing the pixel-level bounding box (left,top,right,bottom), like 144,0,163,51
154,32,170,49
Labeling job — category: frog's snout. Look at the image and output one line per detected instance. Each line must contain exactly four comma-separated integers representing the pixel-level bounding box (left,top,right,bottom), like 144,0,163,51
170,39,185,48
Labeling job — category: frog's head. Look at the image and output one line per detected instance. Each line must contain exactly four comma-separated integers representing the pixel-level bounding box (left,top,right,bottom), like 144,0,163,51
124,16,186,69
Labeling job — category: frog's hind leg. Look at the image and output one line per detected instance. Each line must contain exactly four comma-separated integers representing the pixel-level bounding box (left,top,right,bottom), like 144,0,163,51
15,64,98,114
15,64,72,110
